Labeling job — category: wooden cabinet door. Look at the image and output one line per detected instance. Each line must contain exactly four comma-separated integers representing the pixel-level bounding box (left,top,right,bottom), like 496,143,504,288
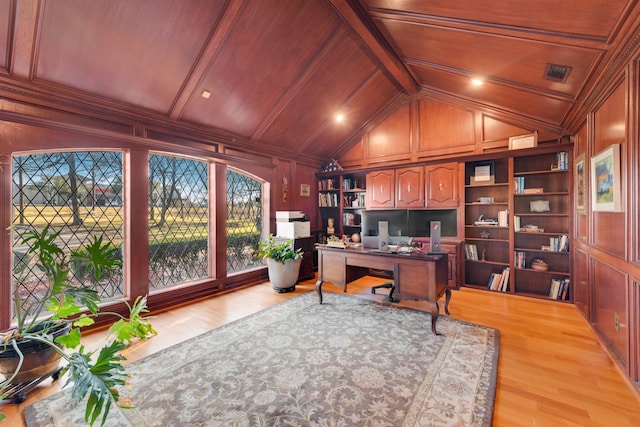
366,170,395,208
425,162,459,207
396,167,424,208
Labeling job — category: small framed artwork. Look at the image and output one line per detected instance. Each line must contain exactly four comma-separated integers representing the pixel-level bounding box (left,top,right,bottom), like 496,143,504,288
509,132,538,150
574,153,586,213
300,184,311,197
470,161,495,185
591,144,621,212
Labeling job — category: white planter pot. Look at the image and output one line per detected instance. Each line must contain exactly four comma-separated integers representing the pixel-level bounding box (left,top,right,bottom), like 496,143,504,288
267,257,302,292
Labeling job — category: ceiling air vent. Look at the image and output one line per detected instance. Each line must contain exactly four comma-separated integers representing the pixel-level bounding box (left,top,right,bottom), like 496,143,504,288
544,63,571,83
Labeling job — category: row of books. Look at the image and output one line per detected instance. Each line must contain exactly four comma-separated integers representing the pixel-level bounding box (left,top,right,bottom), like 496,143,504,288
344,193,366,208
487,267,510,292
318,192,340,207
342,212,360,226
465,243,479,260
514,176,544,195
318,179,338,191
514,251,527,268
549,278,570,300
545,235,569,252
556,151,569,171
341,178,363,191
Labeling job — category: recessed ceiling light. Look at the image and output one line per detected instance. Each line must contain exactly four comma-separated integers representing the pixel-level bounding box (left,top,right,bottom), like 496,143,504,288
335,113,345,123
201,90,211,99
471,79,483,87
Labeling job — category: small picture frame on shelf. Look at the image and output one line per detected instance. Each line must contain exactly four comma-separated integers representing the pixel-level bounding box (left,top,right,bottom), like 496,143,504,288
509,132,538,150
470,161,495,185
591,144,621,212
574,153,586,213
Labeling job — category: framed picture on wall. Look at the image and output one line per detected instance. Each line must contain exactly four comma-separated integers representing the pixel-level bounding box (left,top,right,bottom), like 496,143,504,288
574,153,586,213
591,144,621,212
508,132,538,150
300,184,311,197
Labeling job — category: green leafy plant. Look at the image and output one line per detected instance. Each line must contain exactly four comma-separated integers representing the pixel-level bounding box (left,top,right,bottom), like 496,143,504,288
0,225,157,426
255,234,303,264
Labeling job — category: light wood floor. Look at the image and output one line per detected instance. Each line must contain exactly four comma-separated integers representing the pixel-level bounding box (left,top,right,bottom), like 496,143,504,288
3,276,640,426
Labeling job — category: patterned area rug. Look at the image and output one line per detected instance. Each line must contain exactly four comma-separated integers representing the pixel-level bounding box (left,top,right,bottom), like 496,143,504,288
25,292,499,426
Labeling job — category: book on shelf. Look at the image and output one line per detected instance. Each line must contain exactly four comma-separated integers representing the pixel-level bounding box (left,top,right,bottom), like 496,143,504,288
515,251,527,268
342,212,359,226
487,272,502,290
549,278,570,300
474,219,499,226
514,176,525,194
523,187,544,194
498,210,508,227
465,244,478,260
318,179,338,191
499,267,510,292
555,151,569,171
318,192,339,207
487,267,509,292
546,235,569,252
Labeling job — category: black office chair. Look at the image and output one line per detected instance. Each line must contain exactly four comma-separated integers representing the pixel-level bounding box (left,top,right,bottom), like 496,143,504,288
370,269,398,302
370,241,415,302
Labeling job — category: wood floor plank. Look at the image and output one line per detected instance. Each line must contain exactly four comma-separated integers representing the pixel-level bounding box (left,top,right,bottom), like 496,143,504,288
2,276,640,426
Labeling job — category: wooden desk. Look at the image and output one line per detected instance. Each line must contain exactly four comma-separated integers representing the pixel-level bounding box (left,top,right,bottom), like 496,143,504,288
315,246,450,335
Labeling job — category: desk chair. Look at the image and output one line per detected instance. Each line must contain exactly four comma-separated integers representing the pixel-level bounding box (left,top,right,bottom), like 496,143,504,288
369,241,418,302
370,269,398,302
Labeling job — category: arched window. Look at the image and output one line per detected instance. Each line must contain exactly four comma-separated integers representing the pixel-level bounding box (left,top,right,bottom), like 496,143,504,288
148,154,209,289
226,168,263,273
12,151,124,318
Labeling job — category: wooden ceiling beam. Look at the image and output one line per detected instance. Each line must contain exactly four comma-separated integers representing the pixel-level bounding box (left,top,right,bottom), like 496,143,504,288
168,0,246,121
10,0,40,79
329,0,416,95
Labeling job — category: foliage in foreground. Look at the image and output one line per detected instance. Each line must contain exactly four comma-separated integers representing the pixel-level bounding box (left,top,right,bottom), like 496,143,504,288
0,225,157,426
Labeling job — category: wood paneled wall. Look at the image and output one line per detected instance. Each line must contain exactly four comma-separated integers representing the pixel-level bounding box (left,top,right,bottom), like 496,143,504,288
335,80,640,392
336,93,564,169
0,97,320,328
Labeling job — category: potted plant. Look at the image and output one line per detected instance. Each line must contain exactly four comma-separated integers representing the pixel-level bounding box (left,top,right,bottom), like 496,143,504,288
0,225,156,426
255,234,304,293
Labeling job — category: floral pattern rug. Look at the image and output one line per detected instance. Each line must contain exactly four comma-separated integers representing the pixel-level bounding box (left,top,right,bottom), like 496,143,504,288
25,292,499,426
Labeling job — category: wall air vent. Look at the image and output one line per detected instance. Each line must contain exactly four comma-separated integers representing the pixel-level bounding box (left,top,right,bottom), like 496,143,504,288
544,63,571,83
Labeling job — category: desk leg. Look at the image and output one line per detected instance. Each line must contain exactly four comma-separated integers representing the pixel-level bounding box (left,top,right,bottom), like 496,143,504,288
429,301,440,335
444,288,451,315
430,289,452,335
316,279,324,304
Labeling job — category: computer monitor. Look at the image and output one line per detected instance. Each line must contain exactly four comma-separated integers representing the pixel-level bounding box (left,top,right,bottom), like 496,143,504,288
407,209,457,237
360,209,409,237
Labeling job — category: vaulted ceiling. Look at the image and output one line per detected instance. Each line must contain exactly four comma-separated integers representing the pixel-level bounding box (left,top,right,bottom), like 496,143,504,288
0,0,638,163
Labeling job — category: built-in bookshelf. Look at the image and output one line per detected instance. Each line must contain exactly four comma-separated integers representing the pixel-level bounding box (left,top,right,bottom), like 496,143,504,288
464,158,511,292
317,172,366,239
464,147,572,301
512,150,570,300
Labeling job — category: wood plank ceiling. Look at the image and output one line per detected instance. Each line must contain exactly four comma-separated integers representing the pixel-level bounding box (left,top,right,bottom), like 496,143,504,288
0,0,638,163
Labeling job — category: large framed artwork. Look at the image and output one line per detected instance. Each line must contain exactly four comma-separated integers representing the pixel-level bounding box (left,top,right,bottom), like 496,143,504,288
591,144,621,212
574,153,586,213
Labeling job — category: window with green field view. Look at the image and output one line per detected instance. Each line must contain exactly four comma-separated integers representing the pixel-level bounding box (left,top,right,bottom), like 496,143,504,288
12,151,124,318
149,154,209,289
226,169,263,273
